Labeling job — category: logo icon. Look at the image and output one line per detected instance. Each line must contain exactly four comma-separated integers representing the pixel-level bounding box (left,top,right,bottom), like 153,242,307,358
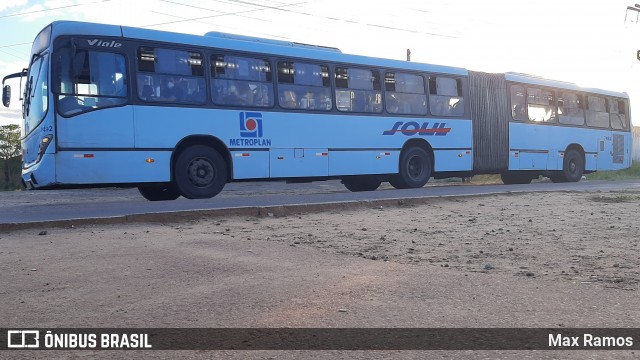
7,330,40,348
382,121,451,136
240,112,263,138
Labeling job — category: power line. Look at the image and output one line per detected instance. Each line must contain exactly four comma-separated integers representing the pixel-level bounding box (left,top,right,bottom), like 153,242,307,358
143,0,335,43
140,0,306,28
147,9,290,40
157,0,226,14
154,0,273,24
0,0,294,49
0,0,113,20
194,0,456,40
221,0,457,38
0,48,27,61
140,9,264,28
0,42,31,49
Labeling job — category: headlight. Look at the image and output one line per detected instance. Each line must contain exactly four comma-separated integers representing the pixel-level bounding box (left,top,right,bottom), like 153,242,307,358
38,135,53,156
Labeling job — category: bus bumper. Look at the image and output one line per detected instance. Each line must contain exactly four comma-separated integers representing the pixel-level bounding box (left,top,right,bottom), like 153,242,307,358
22,153,57,189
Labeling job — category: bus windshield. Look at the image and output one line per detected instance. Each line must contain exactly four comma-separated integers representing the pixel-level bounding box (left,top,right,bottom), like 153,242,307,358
23,54,49,136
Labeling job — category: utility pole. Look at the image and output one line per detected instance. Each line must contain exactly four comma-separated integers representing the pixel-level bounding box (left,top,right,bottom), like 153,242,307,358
625,4,640,159
630,5,640,61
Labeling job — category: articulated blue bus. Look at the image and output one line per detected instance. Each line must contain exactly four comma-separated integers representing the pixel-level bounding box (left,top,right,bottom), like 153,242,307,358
1,21,632,200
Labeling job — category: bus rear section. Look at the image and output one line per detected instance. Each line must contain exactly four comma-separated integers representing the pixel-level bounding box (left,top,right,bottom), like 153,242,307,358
468,71,632,184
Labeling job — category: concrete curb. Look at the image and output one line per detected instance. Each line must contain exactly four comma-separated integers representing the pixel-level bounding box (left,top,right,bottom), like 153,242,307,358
0,192,518,232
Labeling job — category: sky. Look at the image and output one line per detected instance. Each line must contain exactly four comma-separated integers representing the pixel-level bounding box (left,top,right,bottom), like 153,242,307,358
1,0,640,126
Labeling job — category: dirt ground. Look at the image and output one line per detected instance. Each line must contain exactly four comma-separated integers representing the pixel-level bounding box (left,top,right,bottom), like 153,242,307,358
2,189,640,359
166,189,640,291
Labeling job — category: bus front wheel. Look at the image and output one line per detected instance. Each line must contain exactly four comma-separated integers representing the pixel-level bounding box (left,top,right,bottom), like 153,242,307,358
389,146,432,189
342,176,382,192
174,145,228,199
138,185,181,201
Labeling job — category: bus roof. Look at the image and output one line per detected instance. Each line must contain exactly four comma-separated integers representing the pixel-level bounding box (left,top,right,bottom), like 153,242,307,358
47,20,468,76
45,21,629,98
505,72,628,99
204,31,343,53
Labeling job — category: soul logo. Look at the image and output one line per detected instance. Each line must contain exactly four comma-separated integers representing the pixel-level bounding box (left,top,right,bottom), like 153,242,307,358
382,121,451,136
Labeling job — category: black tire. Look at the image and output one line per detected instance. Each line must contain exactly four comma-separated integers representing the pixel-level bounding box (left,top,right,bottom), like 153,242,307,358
501,171,533,185
174,145,228,199
548,172,565,183
388,176,408,189
562,149,584,182
342,176,382,192
138,185,180,201
391,146,432,189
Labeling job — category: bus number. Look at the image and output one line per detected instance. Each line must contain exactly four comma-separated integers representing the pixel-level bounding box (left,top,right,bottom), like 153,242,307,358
41,125,53,132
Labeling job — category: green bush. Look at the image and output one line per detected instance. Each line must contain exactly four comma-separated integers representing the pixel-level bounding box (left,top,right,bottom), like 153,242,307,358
0,156,21,190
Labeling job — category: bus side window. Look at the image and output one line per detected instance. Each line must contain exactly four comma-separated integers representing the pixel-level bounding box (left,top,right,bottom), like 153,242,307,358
510,85,526,121
526,87,556,123
429,77,464,117
56,48,128,117
585,95,610,128
385,72,427,115
558,92,585,126
334,67,382,113
277,61,331,111
136,47,205,104
609,98,628,130
211,54,273,108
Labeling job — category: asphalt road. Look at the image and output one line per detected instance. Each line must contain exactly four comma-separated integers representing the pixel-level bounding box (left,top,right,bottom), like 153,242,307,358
2,179,640,225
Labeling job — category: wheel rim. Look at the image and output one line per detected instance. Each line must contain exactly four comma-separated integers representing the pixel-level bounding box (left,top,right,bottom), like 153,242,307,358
569,160,577,174
187,158,215,187
407,155,425,180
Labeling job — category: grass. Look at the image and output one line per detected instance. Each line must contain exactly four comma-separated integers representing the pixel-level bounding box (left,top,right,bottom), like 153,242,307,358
469,174,502,184
585,162,640,181
430,162,640,185
430,174,502,185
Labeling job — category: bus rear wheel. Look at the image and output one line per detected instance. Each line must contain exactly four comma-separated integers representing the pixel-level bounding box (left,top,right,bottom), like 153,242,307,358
138,185,181,201
388,177,408,189
342,176,381,192
550,149,584,183
562,149,584,182
390,146,432,189
174,145,228,199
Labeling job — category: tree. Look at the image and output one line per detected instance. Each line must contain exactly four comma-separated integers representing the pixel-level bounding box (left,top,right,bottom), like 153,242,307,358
0,124,21,190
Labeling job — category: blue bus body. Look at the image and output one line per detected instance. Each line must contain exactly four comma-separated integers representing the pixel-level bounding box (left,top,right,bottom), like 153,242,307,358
505,73,631,177
6,21,631,200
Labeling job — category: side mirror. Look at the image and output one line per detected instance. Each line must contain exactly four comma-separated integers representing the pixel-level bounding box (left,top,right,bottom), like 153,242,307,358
2,85,10,107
